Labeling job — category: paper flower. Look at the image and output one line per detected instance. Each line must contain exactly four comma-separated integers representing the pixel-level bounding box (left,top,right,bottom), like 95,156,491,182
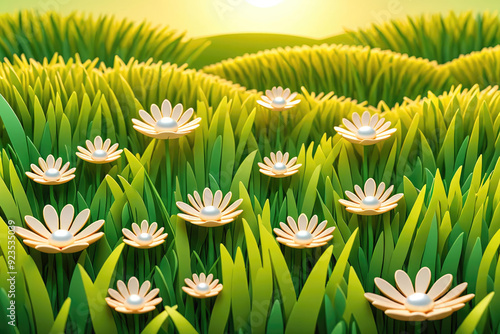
176,188,243,227
257,86,301,111
365,267,474,321
132,99,201,139
26,155,76,185
122,220,168,249
334,111,396,145
14,204,104,253
258,151,302,178
106,277,162,314
339,178,403,215
182,273,223,299
76,136,123,164
273,214,335,249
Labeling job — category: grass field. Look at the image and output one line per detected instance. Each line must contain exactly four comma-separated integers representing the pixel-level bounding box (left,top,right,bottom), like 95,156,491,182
0,10,500,334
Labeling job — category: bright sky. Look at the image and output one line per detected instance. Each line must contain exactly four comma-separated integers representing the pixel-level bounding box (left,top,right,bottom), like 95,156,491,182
1,0,500,38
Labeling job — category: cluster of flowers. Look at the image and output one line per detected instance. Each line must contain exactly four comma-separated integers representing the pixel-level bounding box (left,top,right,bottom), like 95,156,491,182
257,88,474,321
15,88,473,319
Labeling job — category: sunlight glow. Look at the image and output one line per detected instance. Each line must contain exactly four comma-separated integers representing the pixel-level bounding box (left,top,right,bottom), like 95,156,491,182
245,0,284,8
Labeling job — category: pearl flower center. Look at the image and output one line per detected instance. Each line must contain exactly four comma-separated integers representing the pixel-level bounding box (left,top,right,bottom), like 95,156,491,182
294,230,313,245
155,117,179,132
271,96,287,108
195,282,211,294
49,230,74,247
200,206,222,221
272,162,287,174
44,168,61,181
125,294,145,310
357,126,377,139
404,293,434,312
92,149,108,161
136,233,153,245
360,196,381,210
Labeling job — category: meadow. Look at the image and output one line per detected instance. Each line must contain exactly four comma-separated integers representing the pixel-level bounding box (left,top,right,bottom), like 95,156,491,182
0,10,500,334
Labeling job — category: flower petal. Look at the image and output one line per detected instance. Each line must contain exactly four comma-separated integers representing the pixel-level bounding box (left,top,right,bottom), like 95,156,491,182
132,223,141,236
365,292,405,311
177,202,201,217
379,185,395,202
103,139,111,151
76,233,104,245
46,155,55,168
24,216,51,238
59,204,75,231
381,193,404,207
369,114,379,127
105,297,122,309
219,192,232,211
364,178,376,197
354,185,365,199
122,228,136,241
151,104,163,120
171,104,184,121
184,278,196,289
314,227,335,239
311,221,328,237
361,111,371,126
15,227,48,242
54,157,63,170
297,214,308,230
35,244,61,253
117,280,129,298
341,119,358,133
415,267,432,293
161,100,172,118
351,113,362,128
108,288,125,303
374,278,406,304
43,205,59,233
394,270,414,297
68,209,90,235
384,309,427,321
139,281,151,297
178,108,194,125
425,308,455,321
427,274,453,300
148,222,158,235
74,220,105,240
286,217,298,233
140,220,149,233
85,140,95,153
375,182,386,198
38,157,48,171
30,164,45,176
434,294,474,309
61,243,89,253
274,228,293,239
94,136,103,150
345,191,361,204
203,188,213,206
221,199,243,215
307,216,319,233
128,277,140,295
435,283,468,305
213,190,223,208
278,222,295,236
375,121,392,134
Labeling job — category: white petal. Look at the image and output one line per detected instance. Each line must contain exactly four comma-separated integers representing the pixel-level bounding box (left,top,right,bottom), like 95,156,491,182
68,209,91,235
43,205,59,233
